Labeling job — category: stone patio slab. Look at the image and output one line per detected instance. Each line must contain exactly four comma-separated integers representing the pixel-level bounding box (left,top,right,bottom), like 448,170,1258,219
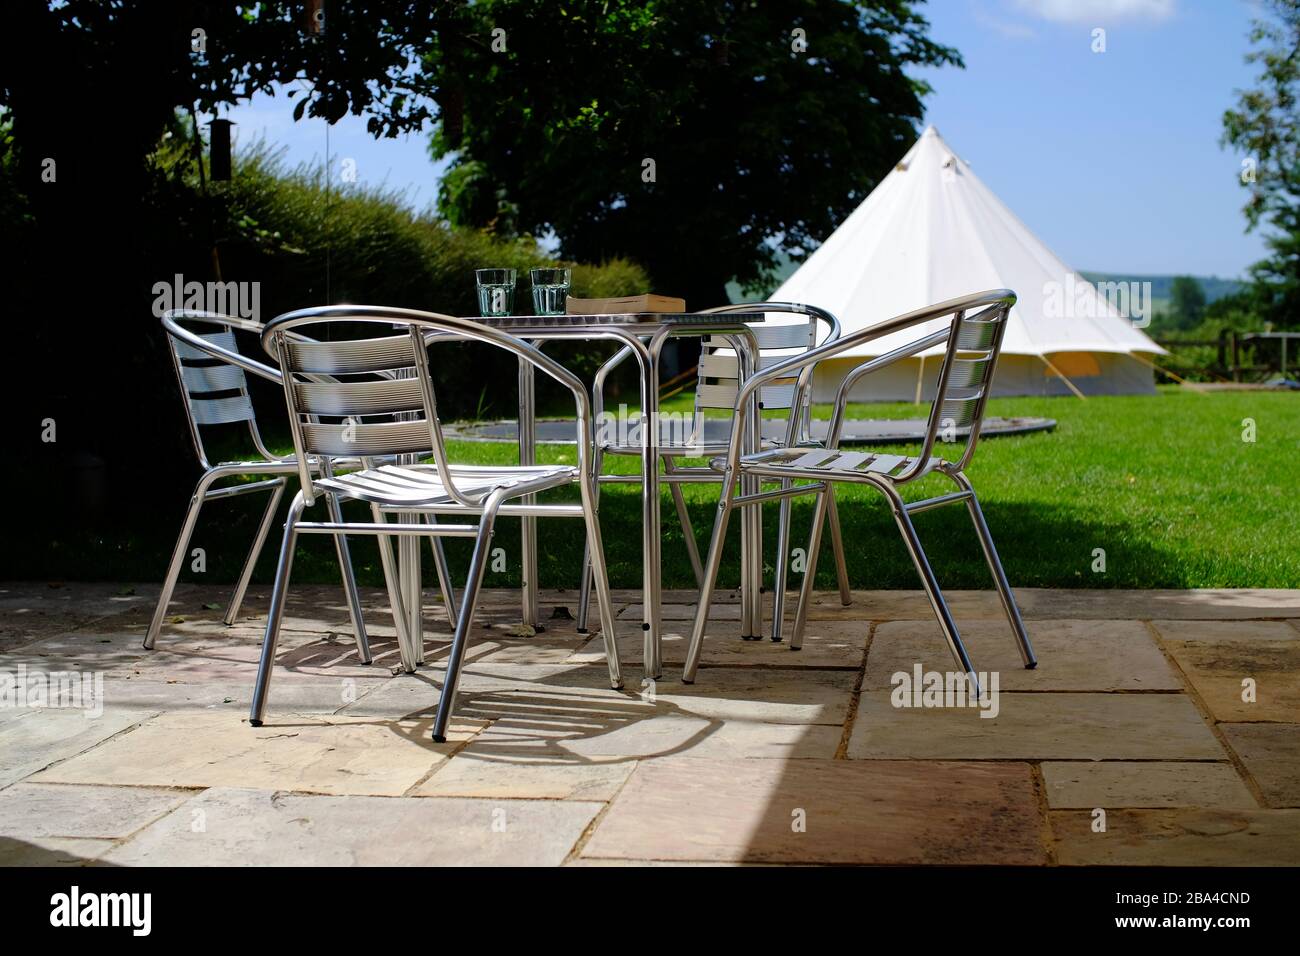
0,582,160,651
1220,723,1300,808
0,783,191,839
1051,808,1300,866
778,588,1300,623
88,675,390,715
1151,619,1298,643
1040,762,1256,809
864,619,1178,691
1157,636,1300,722
102,787,602,866
595,619,867,670
0,836,114,866
537,712,842,761
582,757,1047,864
847,692,1225,760
414,750,636,801
31,711,486,797
0,707,157,789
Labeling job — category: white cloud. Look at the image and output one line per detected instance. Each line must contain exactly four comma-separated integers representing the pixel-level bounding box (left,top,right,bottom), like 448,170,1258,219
971,1,1039,38
1011,0,1175,23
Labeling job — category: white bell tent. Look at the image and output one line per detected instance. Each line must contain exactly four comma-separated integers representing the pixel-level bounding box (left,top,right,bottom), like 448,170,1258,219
773,126,1165,401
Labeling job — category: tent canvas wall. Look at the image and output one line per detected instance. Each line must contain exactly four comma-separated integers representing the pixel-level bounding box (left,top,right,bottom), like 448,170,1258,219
772,126,1165,402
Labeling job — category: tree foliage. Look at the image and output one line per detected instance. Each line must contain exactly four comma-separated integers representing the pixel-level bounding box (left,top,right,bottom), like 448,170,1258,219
1222,0,1300,328
427,0,959,305
1168,275,1207,330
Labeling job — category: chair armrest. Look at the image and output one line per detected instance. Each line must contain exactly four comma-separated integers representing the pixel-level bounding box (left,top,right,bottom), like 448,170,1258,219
714,290,1015,473
162,311,283,384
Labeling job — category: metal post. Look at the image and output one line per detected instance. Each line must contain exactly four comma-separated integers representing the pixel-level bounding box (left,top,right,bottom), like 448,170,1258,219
518,355,540,630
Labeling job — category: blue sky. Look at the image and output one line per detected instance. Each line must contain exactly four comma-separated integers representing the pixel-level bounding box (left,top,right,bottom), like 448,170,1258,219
224,0,1271,278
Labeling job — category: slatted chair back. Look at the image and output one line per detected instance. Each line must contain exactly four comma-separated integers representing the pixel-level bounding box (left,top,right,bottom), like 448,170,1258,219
692,318,818,443
267,323,444,506
163,311,271,469
910,299,1013,478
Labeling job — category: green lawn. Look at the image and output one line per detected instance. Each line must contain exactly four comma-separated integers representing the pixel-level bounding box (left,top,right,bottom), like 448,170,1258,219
23,389,1299,591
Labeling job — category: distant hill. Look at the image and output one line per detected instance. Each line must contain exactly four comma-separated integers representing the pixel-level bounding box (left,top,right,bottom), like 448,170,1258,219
1079,272,1242,305
727,254,1242,309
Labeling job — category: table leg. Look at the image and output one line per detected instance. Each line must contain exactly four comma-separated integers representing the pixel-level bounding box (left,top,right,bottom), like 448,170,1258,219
518,356,540,630
638,345,663,680
400,520,423,667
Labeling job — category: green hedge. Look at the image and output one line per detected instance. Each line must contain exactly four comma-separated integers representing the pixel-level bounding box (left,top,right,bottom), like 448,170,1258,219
162,139,651,416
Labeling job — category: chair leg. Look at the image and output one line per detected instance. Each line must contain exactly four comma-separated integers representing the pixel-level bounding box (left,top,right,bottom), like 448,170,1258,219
826,487,853,606
432,497,503,743
372,504,416,671
953,473,1037,669
770,480,793,642
682,475,738,684
880,483,983,701
428,527,460,630
575,448,606,633
664,458,704,587
144,467,229,650
222,480,284,627
790,488,830,651
249,491,306,726
580,484,624,691
325,491,372,664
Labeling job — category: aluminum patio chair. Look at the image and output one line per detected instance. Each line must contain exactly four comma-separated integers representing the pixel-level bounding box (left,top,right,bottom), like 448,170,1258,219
251,306,622,742
144,310,371,662
682,290,1038,694
576,303,853,642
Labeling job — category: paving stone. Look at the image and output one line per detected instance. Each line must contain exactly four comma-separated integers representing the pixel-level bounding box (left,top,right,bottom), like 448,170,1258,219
1051,808,1300,866
582,757,1047,864
31,711,486,797
796,589,1300,622
864,619,1179,691
87,675,389,715
1041,762,1256,809
414,750,636,801
1151,620,1298,643
847,692,1225,760
0,783,191,838
0,836,114,866
1220,723,1300,808
102,787,602,866
0,582,160,650
594,618,867,670
0,707,157,788
1158,636,1300,722
1024,589,1300,621
556,715,841,760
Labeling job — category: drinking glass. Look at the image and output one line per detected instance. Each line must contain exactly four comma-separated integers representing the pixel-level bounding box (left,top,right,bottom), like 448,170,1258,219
529,267,571,316
475,269,517,317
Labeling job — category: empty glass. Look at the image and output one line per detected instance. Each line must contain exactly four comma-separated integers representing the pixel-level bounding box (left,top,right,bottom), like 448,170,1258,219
530,268,571,316
475,269,517,317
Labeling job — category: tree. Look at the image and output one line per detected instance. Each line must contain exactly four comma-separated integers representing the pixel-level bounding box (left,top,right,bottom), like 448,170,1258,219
1168,276,1207,330
0,1,451,488
427,0,960,307
1222,0,1300,329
